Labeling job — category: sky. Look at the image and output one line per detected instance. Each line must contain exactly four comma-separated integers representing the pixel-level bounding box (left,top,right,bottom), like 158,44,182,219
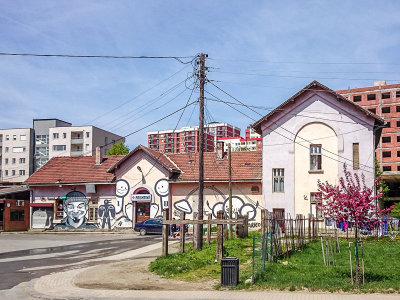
1,0,400,150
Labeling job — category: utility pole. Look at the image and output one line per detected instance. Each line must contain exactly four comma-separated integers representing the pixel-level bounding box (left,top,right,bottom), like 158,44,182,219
228,143,233,239
194,53,207,250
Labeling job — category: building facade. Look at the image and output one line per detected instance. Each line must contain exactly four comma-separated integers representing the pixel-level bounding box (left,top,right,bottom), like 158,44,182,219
245,126,261,139
0,128,34,183
217,136,262,152
252,81,384,218
25,151,124,230
148,126,215,154
336,82,400,202
205,122,241,147
33,119,72,170
48,126,123,159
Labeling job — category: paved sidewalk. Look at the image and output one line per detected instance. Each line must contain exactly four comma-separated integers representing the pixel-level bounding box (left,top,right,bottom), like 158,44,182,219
25,242,400,300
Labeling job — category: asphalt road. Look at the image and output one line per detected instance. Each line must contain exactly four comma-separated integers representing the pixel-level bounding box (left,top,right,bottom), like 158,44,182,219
0,233,161,291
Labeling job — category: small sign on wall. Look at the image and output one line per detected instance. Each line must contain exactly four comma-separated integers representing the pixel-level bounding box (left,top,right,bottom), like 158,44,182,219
132,194,152,202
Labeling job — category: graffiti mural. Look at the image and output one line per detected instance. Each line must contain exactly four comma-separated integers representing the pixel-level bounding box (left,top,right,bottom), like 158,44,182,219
113,179,133,228
173,185,258,221
155,179,169,210
32,208,53,229
55,191,97,229
99,199,116,229
146,179,169,218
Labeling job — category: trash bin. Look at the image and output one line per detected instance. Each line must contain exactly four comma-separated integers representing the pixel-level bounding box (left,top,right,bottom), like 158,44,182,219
221,257,239,287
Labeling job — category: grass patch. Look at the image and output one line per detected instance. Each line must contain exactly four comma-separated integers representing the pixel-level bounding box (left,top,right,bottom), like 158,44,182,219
149,232,255,282
150,233,400,293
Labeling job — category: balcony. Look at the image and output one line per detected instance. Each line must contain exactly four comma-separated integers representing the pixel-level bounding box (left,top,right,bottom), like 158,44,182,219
71,138,83,144
71,150,83,156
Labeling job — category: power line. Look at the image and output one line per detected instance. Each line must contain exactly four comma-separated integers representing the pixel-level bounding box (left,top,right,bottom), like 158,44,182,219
0,52,195,64
209,57,400,66
206,96,378,127
105,75,194,131
206,84,375,173
111,84,193,133
88,64,191,125
212,70,400,82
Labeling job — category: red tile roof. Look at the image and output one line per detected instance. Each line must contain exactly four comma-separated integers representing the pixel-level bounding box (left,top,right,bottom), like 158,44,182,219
107,145,181,173
167,151,262,181
25,155,124,185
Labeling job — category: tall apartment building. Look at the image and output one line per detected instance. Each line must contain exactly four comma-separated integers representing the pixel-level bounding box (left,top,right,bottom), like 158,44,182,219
49,126,123,158
33,119,72,170
0,128,34,183
148,126,215,154
337,81,400,201
205,122,241,147
147,122,240,154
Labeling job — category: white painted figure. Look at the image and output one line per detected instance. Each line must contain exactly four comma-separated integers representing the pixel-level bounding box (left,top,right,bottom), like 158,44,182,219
154,179,169,211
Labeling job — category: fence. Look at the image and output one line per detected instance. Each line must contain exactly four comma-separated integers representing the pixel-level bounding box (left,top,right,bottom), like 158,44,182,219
251,209,400,283
161,209,248,260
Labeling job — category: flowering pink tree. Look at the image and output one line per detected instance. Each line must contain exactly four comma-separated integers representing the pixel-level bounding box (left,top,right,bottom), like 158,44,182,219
316,164,393,229
316,164,393,284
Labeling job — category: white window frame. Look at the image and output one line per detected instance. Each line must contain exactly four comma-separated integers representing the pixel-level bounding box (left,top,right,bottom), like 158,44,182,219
310,145,322,171
272,168,284,193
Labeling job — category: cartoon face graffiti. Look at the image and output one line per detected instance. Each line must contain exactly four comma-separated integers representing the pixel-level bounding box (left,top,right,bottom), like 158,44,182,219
116,179,130,197
155,179,169,197
63,191,89,229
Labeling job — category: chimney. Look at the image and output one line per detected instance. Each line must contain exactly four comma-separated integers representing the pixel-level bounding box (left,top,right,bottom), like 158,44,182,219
95,146,103,165
216,141,225,160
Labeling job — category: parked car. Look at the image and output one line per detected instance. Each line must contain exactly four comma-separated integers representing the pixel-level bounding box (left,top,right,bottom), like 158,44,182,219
134,218,163,236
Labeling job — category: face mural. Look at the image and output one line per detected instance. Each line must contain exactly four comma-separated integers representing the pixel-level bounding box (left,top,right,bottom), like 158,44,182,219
55,191,97,229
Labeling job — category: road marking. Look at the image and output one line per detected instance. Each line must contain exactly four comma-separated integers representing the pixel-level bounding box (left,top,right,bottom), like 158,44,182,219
0,250,80,263
21,242,164,272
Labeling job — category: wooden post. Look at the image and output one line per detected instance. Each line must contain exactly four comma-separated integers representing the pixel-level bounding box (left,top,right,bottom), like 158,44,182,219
162,208,169,257
228,143,233,239
216,210,224,260
261,209,266,239
244,213,249,238
192,212,198,248
194,53,207,251
321,237,326,266
224,223,229,241
179,212,186,253
207,213,212,244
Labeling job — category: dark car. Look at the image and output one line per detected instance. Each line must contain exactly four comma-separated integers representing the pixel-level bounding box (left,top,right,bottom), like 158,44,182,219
134,218,163,236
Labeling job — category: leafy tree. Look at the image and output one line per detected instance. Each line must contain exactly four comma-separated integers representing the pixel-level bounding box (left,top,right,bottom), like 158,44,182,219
375,159,390,206
317,164,393,284
390,202,400,218
106,141,130,155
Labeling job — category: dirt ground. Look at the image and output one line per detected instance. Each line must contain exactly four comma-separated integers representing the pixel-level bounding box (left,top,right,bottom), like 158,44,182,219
74,245,218,291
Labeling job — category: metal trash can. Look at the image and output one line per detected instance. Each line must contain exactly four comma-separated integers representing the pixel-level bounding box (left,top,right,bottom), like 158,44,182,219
221,257,239,286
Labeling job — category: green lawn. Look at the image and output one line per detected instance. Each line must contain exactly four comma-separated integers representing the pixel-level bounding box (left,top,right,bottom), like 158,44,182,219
150,233,400,293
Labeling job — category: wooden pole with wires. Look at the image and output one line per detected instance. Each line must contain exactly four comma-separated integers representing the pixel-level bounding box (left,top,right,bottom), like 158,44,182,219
228,143,233,239
194,53,207,250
